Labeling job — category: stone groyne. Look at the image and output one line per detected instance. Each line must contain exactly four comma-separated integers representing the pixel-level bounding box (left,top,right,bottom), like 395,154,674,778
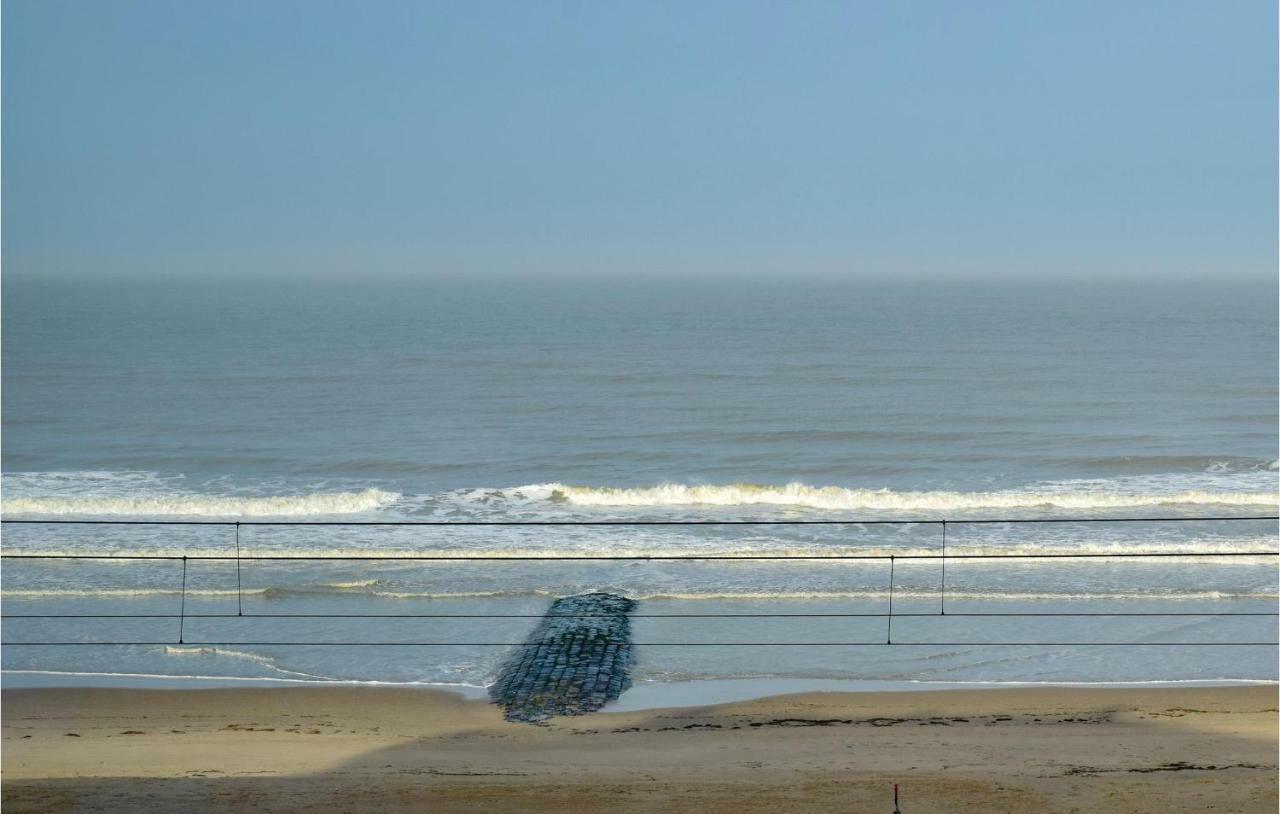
488,592,636,723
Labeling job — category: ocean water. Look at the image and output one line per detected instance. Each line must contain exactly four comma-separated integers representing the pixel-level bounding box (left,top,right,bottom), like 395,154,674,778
2,275,1277,689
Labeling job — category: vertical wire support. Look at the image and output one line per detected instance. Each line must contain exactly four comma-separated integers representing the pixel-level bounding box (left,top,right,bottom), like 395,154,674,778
178,556,188,644
235,521,243,616
886,555,895,644
940,520,947,616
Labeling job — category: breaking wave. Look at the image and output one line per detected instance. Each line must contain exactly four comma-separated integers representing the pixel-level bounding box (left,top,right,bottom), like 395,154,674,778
2,488,401,517
546,482,1279,511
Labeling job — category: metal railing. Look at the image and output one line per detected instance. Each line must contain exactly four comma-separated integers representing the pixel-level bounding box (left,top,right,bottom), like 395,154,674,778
2,515,1277,647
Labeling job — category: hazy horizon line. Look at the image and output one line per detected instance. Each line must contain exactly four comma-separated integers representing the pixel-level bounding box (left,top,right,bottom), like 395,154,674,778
3,257,1276,286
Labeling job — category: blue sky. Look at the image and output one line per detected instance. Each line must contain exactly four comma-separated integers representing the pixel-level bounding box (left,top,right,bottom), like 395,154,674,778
3,0,1275,278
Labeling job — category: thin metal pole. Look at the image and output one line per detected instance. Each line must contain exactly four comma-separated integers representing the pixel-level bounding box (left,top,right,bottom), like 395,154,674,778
940,520,947,616
178,556,188,644
235,522,243,617
886,556,895,644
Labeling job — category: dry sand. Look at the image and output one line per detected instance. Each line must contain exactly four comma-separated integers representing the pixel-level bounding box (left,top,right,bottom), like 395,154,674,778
3,685,1276,812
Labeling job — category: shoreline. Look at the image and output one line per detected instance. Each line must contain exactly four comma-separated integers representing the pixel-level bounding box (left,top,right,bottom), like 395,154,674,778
4,683,1276,812
4,669,1274,710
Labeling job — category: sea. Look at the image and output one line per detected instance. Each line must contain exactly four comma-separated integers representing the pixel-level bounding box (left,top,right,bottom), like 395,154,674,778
2,274,1277,692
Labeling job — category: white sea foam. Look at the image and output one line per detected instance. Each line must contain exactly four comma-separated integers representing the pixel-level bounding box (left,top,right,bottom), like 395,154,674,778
5,471,1274,519
4,670,1270,693
4,586,1274,602
2,488,401,517
163,645,280,666
5,540,1275,561
545,482,1279,511
162,646,330,680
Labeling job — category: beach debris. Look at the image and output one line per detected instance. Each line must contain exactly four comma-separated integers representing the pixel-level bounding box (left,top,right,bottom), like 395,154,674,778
489,592,637,723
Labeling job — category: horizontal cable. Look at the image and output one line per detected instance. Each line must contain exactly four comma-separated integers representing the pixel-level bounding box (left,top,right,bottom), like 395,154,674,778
3,611,1275,619
6,641,1276,646
1,516,1275,526
4,551,1277,561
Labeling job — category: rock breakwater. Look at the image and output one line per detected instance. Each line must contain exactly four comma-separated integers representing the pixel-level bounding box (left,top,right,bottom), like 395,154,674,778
489,592,636,723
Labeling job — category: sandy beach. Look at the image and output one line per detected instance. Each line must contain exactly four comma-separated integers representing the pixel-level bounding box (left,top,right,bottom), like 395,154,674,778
2,684,1275,812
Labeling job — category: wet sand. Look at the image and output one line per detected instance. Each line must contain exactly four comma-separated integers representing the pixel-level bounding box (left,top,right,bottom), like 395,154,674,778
3,685,1276,812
